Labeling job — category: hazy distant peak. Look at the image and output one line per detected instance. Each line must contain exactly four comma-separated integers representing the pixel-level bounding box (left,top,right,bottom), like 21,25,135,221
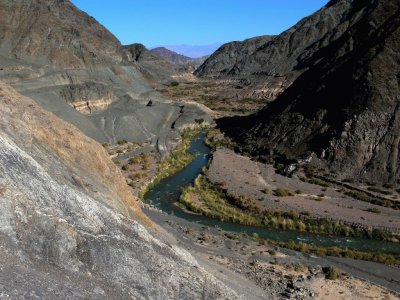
155,43,223,58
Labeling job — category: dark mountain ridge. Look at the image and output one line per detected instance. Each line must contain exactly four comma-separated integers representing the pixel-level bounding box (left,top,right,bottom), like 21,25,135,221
195,0,363,101
218,0,400,185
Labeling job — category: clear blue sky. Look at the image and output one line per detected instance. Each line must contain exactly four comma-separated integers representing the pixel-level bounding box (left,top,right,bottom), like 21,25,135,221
71,0,329,48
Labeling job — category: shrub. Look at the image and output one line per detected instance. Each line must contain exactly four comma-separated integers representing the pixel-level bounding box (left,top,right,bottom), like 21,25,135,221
294,263,305,272
365,207,381,214
274,188,293,197
117,140,128,145
324,266,340,280
170,81,179,87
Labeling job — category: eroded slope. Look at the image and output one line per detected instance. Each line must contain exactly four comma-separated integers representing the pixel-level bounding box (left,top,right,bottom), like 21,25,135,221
0,84,238,299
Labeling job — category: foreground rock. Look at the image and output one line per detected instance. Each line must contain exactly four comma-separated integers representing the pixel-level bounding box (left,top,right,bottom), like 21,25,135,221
0,84,238,299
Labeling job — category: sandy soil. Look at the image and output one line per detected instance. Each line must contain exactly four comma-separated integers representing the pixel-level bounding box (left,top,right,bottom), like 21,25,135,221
310,277,399,300
144,207,400,299
207,148,400,234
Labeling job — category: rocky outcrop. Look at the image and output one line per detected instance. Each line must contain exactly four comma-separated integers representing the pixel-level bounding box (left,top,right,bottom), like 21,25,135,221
219,0,400,185
0,84,238,299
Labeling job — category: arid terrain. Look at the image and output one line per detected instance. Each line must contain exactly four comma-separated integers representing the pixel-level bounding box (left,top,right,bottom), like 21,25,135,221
207,148,400,234
1,0,400,299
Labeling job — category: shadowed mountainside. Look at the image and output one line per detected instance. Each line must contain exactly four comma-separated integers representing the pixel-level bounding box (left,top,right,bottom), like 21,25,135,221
195,0,364,101
219,0,400,185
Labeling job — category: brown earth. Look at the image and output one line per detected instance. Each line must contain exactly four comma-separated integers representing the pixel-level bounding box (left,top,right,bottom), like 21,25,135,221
207,148,400,234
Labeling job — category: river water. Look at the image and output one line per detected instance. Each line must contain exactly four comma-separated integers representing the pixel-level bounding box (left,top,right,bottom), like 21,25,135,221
145,131,400,255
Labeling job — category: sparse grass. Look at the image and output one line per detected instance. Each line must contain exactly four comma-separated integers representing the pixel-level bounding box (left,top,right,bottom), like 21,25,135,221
267,240,400,266
139,127,203,199
179,175,395,241
344,189,400,209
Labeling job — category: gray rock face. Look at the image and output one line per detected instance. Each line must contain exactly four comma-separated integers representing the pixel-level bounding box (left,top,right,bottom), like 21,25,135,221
0,0,125,68
219,0,400,185
0,0,211,150
0,84,238,299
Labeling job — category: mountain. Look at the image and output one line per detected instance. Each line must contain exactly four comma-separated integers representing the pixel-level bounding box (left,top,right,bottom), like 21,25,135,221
219,0,400,185
151,47,194,64
0,0,211,152
162,43,223,58
124,43,181,83
195,0,362,100
0,83,237,298
0,0,125,68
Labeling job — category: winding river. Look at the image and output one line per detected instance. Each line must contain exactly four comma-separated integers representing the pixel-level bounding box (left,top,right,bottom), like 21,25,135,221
145,132,400,255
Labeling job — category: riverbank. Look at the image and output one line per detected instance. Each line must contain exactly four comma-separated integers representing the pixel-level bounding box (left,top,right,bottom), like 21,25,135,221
138,127,205,199
144,206,400,298
135,130,400,297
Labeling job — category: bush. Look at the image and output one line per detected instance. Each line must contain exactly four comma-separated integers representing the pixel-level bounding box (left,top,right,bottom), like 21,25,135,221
274,188,293,197
117,140,128,145
294,263,305,272
365,207,381,214
324,266,340,280
170,81,179,87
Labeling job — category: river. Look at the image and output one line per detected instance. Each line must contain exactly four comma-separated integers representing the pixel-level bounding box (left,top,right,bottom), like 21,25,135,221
145,131,400,255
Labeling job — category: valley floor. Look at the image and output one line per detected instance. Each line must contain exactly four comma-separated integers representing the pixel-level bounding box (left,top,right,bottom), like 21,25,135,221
207,148,400,235
144,206,400,299
109,128,400,299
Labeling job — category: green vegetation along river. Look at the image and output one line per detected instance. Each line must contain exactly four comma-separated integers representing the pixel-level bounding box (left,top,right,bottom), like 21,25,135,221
144,131,400,255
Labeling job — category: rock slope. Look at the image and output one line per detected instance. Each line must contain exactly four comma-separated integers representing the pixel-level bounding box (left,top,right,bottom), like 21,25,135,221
0,83,238,299
195,0,367,101
219,0,400,185
0,0,125,68
0,0,211,150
